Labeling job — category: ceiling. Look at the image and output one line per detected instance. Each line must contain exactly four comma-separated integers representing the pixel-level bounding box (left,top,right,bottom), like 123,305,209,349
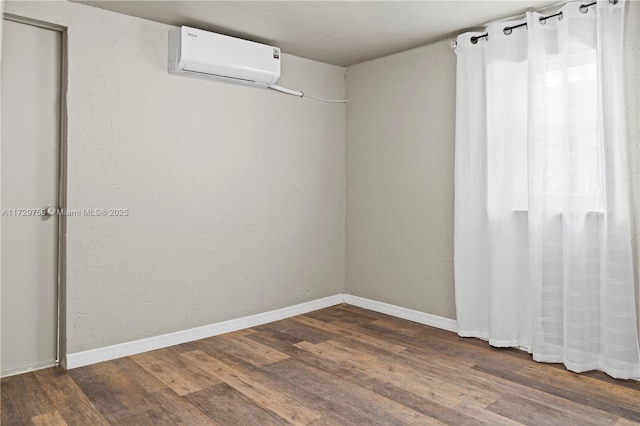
73,1,558,66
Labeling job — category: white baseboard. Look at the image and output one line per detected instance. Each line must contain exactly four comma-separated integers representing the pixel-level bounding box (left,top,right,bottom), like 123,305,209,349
66,294,345,369
65,293,457,370
343,294,458,333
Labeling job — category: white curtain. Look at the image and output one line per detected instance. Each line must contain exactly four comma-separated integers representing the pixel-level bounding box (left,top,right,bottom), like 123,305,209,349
454,0,640,379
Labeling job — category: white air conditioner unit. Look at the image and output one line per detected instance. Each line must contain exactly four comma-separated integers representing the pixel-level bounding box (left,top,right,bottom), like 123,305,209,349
168,26,281,88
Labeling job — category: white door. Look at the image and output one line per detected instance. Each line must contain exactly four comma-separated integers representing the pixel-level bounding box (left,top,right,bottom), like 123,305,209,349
1,18,62,377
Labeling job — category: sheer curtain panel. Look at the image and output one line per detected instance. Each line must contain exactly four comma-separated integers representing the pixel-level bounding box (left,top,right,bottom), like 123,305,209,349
454,0,640,379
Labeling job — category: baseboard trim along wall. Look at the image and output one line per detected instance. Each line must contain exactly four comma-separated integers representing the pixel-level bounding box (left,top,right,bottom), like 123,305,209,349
65,294,344,369
343,294,458,333
65,293,458,369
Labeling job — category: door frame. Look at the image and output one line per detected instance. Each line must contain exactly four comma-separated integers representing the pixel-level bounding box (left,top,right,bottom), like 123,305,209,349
3,13,68,369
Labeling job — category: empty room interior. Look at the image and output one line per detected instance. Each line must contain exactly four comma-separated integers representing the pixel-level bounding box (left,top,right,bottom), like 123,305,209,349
1,0,640,424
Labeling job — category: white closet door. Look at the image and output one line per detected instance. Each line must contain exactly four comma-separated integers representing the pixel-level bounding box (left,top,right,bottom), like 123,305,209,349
1,18,62,377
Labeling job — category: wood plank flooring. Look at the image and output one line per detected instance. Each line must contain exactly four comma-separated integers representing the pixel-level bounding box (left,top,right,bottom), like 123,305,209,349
2,304,639,425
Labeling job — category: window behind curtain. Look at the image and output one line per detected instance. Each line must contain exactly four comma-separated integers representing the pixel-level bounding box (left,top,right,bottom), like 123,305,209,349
489,48,602,213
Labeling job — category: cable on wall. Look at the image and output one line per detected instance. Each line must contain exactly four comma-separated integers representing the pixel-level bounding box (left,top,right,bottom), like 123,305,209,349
269,84,347,104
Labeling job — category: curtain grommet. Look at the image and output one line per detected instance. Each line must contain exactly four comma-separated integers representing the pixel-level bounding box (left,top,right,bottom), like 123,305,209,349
470,33,488,44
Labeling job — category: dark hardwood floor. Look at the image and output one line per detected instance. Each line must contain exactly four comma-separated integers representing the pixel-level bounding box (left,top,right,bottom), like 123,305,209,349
2,304,639,425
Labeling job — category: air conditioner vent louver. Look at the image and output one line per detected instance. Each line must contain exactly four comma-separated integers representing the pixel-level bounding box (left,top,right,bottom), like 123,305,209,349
180,69,256,84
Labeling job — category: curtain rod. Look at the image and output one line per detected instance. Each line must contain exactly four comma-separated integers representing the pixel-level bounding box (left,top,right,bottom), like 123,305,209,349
451,0,614,49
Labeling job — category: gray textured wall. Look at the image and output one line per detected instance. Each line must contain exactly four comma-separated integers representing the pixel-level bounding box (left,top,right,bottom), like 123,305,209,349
346,39,457,319
5,1,346,353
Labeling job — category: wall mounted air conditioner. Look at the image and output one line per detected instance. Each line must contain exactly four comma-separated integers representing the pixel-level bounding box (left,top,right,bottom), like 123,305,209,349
168,26,281,87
